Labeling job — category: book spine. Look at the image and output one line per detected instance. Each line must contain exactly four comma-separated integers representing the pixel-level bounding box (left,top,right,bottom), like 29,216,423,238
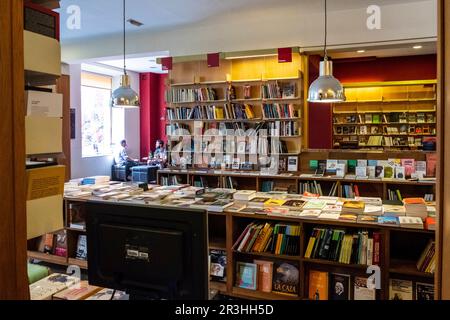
372,232,381,265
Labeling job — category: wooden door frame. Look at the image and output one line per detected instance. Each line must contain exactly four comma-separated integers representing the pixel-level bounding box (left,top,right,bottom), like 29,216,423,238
437,0,450,300
0,0,29,299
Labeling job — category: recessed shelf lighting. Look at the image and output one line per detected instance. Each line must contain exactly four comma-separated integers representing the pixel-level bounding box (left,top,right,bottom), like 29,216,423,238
413,45,423,49
357,50,366,53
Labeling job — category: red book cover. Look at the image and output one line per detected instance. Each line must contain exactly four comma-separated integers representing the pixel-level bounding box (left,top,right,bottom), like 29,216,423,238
372,232,381,265
426,153,437,177
278,47,292,63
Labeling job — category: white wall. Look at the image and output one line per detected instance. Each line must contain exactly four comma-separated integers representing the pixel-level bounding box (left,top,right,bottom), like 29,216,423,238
68,64,140,179
61,0,437,62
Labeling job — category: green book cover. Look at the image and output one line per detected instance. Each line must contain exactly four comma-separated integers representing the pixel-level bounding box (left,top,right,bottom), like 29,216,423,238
347,160,357,171
372,114,381,124
384,166,394,178
310,160,318,170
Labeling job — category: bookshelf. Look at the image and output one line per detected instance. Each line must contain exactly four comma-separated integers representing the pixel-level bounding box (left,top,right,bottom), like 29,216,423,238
29,195,436,300
332,80,437,149
165,75,304,173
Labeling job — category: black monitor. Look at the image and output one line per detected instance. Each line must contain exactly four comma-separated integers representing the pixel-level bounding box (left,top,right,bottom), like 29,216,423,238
85,200,209,300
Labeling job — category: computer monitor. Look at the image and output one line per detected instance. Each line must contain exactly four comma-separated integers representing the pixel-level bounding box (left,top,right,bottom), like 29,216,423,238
85,200,209,300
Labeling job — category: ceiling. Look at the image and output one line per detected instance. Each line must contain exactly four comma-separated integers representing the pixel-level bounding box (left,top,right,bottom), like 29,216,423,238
98,55,169,74
59,0,429,42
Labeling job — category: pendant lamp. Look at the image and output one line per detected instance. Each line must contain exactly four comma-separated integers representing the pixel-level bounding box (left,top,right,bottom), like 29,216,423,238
307,0,345,103
111,0,140,108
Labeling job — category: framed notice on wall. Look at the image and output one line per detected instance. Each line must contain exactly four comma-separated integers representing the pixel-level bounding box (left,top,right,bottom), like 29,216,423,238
70,108,76,139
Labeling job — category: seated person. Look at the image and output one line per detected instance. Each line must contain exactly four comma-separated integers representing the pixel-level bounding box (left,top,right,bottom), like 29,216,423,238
147,139,167,168
115,139,139,180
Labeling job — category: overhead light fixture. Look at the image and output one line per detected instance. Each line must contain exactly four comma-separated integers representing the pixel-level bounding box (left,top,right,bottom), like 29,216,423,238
127,18,144,27
111,0,140,108
308,0,345,103
357,50,366,53
413,45,423,49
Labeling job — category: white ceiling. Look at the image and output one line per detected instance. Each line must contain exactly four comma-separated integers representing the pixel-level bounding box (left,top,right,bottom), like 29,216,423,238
59,0,429,42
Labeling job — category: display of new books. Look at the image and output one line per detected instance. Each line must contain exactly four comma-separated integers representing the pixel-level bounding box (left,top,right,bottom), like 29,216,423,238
235,262,258,290
210,249,227,282
329,273,350,300
30,273,80,300
272,262,299,296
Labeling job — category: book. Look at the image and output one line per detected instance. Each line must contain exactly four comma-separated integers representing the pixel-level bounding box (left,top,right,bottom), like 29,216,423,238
308,270,328,300
86,288,129,300
389,279,413,300
398,216,424,229
30,273,80,300
329,273,350,300
355,166,367,178
210,249,227,282
233,190,256,201
395,166,406,180
254,260,273,293
416,282,434,300
75,234,87,260
377,216,399,225
287,156,298,172
52,281,102,300
354,277,376,300
272,262,299,296
54,229,67,257
236,262,258,290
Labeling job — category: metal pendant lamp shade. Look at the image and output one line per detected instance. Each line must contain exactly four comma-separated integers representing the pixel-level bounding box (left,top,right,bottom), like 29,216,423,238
112,74,139,108
112,0,140,108
307,0,345,103
308,57,345,103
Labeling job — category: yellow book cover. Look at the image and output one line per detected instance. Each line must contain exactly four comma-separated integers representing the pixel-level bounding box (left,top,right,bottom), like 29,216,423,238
259,226,273,252
214,106,224,119
304,237,316,258
252,223,270,252
343,201,365,209
264,199,286,207
244,104,255,119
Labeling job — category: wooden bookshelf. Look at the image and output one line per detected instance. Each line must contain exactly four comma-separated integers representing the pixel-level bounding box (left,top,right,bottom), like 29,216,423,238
165,75,304,172
36,196,435,300
332,80,437,149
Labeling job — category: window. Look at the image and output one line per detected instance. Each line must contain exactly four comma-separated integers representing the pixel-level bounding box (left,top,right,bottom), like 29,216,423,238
81,72,113,157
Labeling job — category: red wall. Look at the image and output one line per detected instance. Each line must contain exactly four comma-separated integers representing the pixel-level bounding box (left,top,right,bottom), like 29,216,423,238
139,72,167,158
308,54,437,149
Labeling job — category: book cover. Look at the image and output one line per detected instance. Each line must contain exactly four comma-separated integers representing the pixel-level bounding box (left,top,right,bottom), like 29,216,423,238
329,273,350,300
416,282,434,300
272,262,299,296
76,234,87,260
210,249,227,282
389,279,413,300
52,281,102,300
308,270,328,300
236,262,258,290
395,166,406,180
254,260,274,293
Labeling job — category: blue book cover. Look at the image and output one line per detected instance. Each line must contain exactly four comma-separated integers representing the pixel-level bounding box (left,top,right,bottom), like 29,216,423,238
377,216,399,225
368,160,378,167
236,262,257,290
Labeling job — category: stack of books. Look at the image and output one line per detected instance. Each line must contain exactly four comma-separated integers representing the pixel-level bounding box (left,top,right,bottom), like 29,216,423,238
403,198,428,220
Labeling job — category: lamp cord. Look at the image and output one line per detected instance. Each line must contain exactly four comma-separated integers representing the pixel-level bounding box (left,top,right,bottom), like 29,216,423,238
324,0,327,60
123,0,127,75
